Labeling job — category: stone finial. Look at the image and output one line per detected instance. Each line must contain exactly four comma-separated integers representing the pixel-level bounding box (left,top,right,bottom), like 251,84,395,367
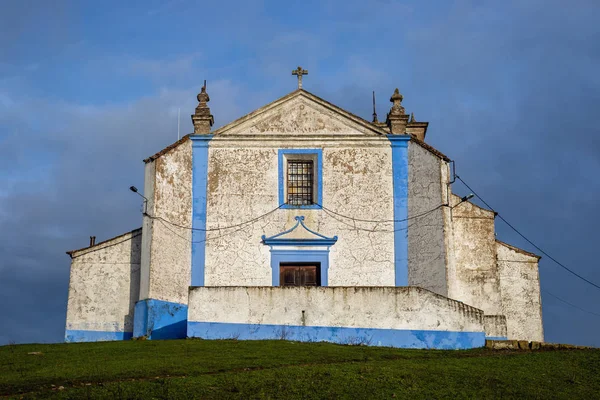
410,112,415,123
386,88,409,134
191,81,214,134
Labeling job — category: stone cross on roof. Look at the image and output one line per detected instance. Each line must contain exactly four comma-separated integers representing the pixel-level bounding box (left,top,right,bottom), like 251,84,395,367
292,66,308,89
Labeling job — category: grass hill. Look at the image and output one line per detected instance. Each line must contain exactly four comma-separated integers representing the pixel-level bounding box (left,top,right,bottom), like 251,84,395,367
1,339,598,399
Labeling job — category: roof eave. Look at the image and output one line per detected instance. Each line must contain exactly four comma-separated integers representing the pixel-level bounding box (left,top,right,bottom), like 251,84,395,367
496,239,542,260
67,227,142,258
143,135,191,164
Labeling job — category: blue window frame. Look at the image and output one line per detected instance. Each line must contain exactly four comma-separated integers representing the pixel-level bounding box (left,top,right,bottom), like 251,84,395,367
262,216,337,287
270,250,330,286
278,149,323,209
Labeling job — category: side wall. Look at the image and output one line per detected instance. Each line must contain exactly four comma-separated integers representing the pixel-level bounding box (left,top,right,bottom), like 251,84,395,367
145,139,193,304
188,286,485,349
65,230,141,342
204,136,396,287
407,142,448,296
496,241,544,341
448,195,503,315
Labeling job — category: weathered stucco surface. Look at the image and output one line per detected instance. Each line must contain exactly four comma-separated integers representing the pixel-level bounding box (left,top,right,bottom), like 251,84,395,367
407,142,448,295
188,286,484,332
64,87,546,345
484,315,508,338
204,95,395,286
65,229,141,333
496,241,544,341
204,140,395,287
449,195,503,315
214,93,383,137
145,139,193,304
139,161,155,301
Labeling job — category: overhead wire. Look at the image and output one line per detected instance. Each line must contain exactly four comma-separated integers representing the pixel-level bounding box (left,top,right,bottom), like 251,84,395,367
150,199,448,243
157,216,260,244
151,202,449,234
146,203,286,232
315,203,447,224
321,206,439,233
454,174,600,291
542,289,600,318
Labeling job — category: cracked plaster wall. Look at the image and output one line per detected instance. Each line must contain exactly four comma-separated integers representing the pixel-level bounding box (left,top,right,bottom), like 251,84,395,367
144,140,193,304
449,195,503,315
204,136,396,286
407,143,449,296
484,315,508,338
497,242,544,341
188,286,484,333
65,230,141,333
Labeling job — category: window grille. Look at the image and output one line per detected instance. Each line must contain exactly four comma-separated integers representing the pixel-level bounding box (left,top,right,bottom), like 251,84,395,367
287,160,314,205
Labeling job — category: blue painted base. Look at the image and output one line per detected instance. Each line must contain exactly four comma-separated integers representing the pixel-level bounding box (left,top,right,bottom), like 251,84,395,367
65,330,133,343
133,299,188,340
188,321,485,349
486,336,508,341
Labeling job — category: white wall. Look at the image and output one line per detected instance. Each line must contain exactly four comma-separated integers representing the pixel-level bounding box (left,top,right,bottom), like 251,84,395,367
139,161,155,301
448,195,503,315
497,241,544,341
407,142,449,296
204,95,396,287
188,286,484,333
65,229,141,333
484,315,508,338
143,139,193,304
204,139,396,286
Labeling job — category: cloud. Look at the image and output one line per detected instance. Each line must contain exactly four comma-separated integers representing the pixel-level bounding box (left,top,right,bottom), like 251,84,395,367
398,0,600,346
123,53,203,83
1,0,599,347
0,78,242,344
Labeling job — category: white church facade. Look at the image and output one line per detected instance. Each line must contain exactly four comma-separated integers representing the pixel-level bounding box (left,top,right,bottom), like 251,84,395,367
65,70,544,349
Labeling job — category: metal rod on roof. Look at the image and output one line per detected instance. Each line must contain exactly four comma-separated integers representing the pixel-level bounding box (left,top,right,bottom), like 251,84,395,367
372,91,378,123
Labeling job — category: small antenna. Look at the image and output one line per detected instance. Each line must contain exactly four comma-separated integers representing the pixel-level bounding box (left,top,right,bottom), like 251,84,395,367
177,108,180,140
372,91,378,123
203,79,206,90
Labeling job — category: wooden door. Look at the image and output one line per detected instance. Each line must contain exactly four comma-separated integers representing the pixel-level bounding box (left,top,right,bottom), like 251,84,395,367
280,264,320,286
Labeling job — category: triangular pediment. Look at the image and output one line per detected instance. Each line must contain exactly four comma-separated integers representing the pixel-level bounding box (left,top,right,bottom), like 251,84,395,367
212,90,387,136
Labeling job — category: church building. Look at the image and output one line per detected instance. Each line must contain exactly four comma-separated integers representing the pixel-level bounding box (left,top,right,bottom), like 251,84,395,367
65,68,544,349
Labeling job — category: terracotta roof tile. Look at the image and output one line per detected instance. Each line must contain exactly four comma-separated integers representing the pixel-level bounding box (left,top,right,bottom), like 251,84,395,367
143,135,191,164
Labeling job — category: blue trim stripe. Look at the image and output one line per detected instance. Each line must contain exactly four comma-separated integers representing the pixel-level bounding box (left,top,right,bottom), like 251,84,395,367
190,135,213,286
486,336,508,341
270,249,330,286
133,299,188,340
278,149,323,209
187,321,485,349
65,330,133,343
388,136,410,286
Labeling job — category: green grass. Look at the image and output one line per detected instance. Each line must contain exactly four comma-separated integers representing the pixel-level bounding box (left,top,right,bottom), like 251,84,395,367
0,340,598,399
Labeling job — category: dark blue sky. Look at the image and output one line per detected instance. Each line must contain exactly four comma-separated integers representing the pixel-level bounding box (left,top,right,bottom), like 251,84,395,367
1,0,599,346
